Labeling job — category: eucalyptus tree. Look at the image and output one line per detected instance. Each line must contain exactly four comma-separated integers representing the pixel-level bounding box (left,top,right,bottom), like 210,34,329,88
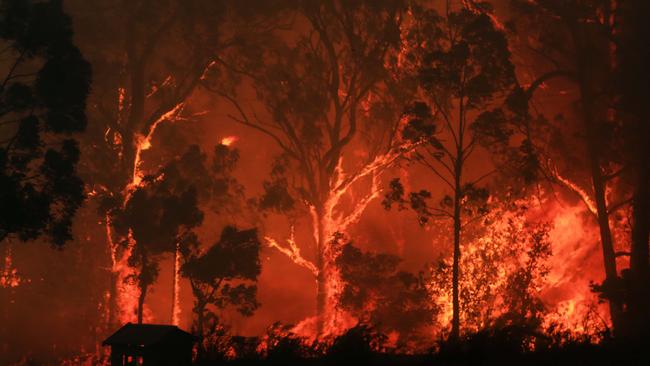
383,2,516,340
203,0,414,334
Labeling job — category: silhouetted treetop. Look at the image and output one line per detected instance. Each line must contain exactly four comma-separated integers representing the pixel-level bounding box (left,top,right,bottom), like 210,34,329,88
0,0,91,246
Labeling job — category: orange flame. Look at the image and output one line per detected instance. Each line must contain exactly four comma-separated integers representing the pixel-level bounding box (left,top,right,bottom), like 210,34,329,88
220,135,238,146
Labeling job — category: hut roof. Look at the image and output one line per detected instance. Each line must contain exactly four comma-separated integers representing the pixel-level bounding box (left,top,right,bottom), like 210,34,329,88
103,323,196,347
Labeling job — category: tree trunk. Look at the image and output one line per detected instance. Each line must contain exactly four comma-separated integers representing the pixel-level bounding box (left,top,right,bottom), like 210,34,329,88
450,182,461,342
589,151,625,335
137,282,148,324
580,81,624,335
196,301,206,358
449,152,463,342
171,244,180,325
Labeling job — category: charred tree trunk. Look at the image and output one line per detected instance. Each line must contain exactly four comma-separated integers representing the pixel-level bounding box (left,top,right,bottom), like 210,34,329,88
196,300,206,358
589,144,624,335
626,105,650,337
580,79,624,335
566,11,627,335
137,281,148,324
621,0,650,338
627,159,650,335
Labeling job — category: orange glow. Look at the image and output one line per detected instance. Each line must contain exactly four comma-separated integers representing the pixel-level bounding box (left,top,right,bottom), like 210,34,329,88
264,141,419,338
171,242,182,326
220,135,238,146
130,102,186,189
1,246,22,288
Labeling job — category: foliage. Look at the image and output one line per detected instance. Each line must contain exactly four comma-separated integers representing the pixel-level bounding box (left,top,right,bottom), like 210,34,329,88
0,0,91,246
336,242,436,346
426,200,552,336
327,324,387,362
182,225,261,339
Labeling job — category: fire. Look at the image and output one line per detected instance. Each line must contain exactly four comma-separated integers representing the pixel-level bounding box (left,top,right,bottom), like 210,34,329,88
130,102,186,188
551,165,598,215
264,141,419,338
421,190,608,341
221,136,238,146
105,217,144,325
265,227,318,276
1,246,22,288
171,243,182,326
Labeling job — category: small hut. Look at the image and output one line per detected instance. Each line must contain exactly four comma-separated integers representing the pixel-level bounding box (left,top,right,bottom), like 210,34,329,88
103,323,195,366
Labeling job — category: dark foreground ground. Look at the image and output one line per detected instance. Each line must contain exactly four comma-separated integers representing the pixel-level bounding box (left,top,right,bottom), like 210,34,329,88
195,339,650,366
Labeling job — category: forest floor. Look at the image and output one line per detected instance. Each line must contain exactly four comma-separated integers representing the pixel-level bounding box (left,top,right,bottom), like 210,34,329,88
196,342,650,366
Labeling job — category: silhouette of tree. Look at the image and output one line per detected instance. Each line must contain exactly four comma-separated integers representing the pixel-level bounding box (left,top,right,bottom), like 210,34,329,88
383,2,516,341
336,241,436,348
0,0,90,246
612,0,650,338
327,324,386,363
181,226,261,354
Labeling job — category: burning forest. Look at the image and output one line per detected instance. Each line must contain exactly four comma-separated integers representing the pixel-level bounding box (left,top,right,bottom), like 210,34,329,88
1,0,649,365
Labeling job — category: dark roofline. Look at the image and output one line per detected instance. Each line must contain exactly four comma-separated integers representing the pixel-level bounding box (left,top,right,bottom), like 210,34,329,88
103,323,197,346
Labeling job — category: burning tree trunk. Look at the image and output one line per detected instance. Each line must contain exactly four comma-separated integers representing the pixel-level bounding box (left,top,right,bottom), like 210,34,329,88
451,140,463,340
69,0,238,327
171,243,181,325
314,205,328,332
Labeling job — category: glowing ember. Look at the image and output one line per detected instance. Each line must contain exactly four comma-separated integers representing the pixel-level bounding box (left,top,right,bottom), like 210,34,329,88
1,246,22,288
221,136,238,146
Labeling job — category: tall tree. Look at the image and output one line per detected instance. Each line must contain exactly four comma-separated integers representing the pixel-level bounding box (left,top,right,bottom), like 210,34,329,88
205,0,412,334
384,2,516,340
500,0,627,335
615,0,650,337
0,0,90,246
67,0,283,327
